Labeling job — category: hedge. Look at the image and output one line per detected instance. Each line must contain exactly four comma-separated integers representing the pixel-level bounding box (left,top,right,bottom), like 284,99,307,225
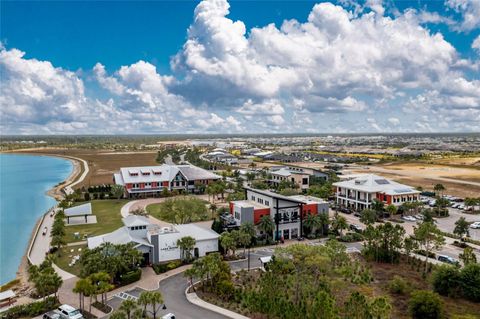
2,296,59,319
118,268,141,286
152,260,183,275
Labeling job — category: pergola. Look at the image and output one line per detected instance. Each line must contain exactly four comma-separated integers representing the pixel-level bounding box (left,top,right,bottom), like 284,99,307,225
64,203,92,224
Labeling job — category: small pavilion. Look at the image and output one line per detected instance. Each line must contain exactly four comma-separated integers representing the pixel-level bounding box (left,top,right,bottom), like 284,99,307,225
64,203,92,224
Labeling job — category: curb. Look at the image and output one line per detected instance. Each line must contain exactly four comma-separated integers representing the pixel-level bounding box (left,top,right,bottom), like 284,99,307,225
185,286,250,319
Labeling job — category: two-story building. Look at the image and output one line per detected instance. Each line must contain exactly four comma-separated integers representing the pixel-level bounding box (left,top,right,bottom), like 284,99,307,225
113,164,221,198
333,174,420,211
268,166,329,191
229,187,329,240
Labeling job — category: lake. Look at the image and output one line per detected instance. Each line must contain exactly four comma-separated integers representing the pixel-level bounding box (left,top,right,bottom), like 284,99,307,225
0,153,72,284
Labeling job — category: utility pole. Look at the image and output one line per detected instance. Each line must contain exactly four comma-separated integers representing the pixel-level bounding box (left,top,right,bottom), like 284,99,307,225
247,246,250,271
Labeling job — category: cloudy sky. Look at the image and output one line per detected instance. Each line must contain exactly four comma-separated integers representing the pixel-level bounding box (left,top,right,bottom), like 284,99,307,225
1,0,479,134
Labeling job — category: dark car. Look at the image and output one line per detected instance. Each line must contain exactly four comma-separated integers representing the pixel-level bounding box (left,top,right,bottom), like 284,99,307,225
340,207,352,214
353,212,362,217
437,255,458,265
349,224,363,233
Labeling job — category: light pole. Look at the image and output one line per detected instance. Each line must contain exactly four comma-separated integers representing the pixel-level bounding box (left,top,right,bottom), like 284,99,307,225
247,246,251,271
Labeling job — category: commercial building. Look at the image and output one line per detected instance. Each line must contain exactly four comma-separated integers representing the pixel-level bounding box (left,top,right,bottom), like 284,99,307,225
229,187,329,240
333,174,420,210
268,166,329,191
87,215,219,264
114,164,221,198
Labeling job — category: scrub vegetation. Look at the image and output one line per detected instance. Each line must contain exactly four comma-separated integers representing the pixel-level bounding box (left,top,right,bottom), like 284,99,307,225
146,197,209,223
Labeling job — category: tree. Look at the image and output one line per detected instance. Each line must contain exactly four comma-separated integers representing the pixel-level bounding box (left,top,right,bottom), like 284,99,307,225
137,291,150,317
119,299,138,319
432,265,461,297
460,263,480,302
303,213,317,236
145,291,164,319
433,184,445,197
257,215,275,241
369,296,392,319
385,204,397,217
177,236,196,262
454,217,470,239
459,246,477,266
316,213,330,236
220,231,235,256
371,199,385,215
309,290,337,319
344,291,371,319
209,203,217,219
51,235,66,256
237,229,252,257
331,213,348,236
109,312,127,319
464,197,477,211
111,184,124,200
360,209,377,225
413,222,445,273
404,236,418,264
409,290,443,319
73,278,93,312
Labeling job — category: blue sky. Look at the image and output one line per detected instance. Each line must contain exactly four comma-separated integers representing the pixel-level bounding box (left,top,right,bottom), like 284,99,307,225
1,0,479,134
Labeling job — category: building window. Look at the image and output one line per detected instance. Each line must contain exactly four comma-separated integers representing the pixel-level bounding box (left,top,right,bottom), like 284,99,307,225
265,200,269,206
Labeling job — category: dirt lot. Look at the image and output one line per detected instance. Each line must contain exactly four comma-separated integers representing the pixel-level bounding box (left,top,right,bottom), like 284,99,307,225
16,148,158,188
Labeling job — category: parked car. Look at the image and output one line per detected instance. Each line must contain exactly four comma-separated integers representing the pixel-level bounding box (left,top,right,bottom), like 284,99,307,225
470,222,480,229
162,314,176,319
42,227,48,236
437,255,458,265
414,214,424,220
402,216,416,222
340,207,352,214
458,204,465,210
43,312,61,319
349,224,363,233
451,203,460,209
353,212,362,217
56,305,84,319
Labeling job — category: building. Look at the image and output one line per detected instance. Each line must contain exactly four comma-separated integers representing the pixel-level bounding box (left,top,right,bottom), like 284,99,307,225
114,164,221,198
333,174,420,211
229,187,329,240
268,166,329,191
87,215,219,264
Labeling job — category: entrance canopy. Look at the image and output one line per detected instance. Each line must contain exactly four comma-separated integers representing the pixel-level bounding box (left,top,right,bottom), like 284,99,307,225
64,203,92,224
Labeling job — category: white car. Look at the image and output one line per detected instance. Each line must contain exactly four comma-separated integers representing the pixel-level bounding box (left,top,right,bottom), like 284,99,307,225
458,204,465,210
162,314,176,319
56,305,84,319
402,216,416,222
470,222,480,229
451,203,460,209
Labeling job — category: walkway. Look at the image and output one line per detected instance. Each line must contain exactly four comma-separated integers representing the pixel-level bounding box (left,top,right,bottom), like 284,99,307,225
63,156,89,195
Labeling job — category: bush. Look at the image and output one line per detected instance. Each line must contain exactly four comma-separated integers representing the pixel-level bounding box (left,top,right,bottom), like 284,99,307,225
2,297,59,319
388,276,408,294
118,268,141,286
452,241,469,249
415,249,435,258
339,232,364,242
432,265,461,297
460,263,480,302
153,260,183,274
409,290,443,319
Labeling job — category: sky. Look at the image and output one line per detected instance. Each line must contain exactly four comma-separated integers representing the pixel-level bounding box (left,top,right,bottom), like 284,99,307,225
1,0,479,134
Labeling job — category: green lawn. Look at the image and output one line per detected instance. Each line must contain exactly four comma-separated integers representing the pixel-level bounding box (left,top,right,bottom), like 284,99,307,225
147,197,210,223
54,244,87,276
64,199,129,243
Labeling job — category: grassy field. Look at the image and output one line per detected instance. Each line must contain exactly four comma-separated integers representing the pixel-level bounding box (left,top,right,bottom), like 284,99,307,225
54,244,87,276
64,199,129,243
147,197,210,223
15,148,158,188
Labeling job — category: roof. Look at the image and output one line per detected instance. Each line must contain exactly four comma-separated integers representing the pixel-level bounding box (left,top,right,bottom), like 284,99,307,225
64,203,92,217
87,227,153,249
234,200,269,209
122,215,150,227
119,165,178,184
333,174,420,195
175,224,220,241
177,165,221,181
0,290,15,301
244,187,304,204
114,173,124,186
289,195,328,204
270,168,292,177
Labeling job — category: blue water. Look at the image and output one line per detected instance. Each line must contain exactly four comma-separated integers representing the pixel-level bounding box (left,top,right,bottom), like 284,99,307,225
0,154,72,284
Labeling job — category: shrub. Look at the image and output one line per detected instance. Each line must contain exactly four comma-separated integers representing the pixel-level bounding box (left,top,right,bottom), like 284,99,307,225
118,268,141,286
432,265,461,297
409,290,443,319
339,232,364,242
460,263,480,302
415,249,435,258
2,297,59,319
388,276,408,294
152,260,183,274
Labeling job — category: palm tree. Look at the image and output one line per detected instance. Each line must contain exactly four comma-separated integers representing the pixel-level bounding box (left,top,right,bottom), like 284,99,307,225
240,222,256,240
220,232,235,256
73,278,92,312
454,217,470,239
137,291,150,318
464,197,477,211
237,230,251,257
385,204,397,218
111,184,125,200
148,291,164,319
177,236,196,262
209,203,217,219
257,215,275,241
316,213,330,236
331,213,348,236
303,214,316,236
119,299,137,319
433,184,445,197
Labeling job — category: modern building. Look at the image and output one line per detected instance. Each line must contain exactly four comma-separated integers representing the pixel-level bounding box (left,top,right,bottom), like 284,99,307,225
268,166,329,190
229,187,329,240
114,164,221,198
333,174,420,210
87,215,220,264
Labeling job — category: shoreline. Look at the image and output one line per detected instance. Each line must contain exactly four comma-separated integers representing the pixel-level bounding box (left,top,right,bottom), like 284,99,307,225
0,152,88,291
